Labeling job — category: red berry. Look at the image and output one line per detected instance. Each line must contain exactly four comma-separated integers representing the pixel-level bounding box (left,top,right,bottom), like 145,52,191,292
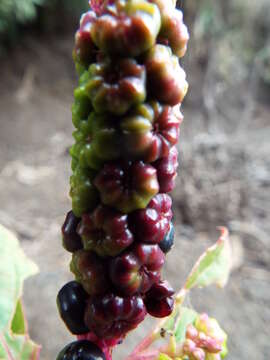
147,1,189,58
70,250,110,295
90,0,161,57
77,205,134,257
146,296,174,318
86,58,146,115
62,211,83,253
84,293,147,339
146,280,174,299
160,9,189,58
73,11,97,68
109,243,165,295
145,44,188,105
144,280,174,318
121,102,182,162
154,146,178,193
94,161,159,213
130,193,172,244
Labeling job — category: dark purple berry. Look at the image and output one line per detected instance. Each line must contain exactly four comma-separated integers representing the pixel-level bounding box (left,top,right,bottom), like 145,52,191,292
77,205,134,257
146,280,174,299
130,193,172,244
62,211,83,253
70,250,110,295
84,293,147,339
120,102,182,163
56,340,105,360
94,160,159,213
144,280,174,318
154,146,179,193
109,243,165,295
57,281,89,335
146,296,174,318
159,221,174,254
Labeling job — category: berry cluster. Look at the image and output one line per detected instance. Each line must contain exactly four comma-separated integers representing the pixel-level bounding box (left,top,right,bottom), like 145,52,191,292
181,314,228,360
57,0,188,357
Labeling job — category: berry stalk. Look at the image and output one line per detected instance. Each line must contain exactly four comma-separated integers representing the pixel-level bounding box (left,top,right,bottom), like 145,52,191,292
57,0,189,358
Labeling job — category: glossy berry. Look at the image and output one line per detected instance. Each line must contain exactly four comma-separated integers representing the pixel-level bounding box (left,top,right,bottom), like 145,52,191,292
121,102,182,162
86,58,146,115
159,221,174,253
144,280,174,318
160,9,189,58
57,281,89,335
90,0,161,57
56,340,105,360
73,11,97,69
109,243,165,295
72,72,93,129
145,44,188,105
94,161,159,213
84,293,147,339
154,146,179,193
130,193,172,244
69,166,99,217
70,112,120,170
145,293,174,318
77,205,134,257
62,211,83,253
147,280,174,299
70,250,109,295
149,0,189,58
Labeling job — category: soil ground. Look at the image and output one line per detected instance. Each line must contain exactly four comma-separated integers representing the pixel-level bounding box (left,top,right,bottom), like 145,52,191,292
0,32,269,359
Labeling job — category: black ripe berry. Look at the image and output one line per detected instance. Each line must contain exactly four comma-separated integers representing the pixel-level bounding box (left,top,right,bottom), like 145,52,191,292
159,222,174,254
57,281,89,335
56,340,106,360
62,211,83,253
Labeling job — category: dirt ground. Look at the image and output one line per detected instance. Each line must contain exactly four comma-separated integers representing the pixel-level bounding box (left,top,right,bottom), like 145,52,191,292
0,32,269,359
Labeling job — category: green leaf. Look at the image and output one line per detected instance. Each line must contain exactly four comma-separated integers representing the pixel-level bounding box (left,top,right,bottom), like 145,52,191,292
185,227,231,290
0,224,38,331
0,224,40,359
174,307,198,343
11,300,26,335
1,332,41,360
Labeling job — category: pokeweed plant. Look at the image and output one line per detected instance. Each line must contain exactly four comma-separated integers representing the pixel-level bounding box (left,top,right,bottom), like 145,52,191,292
0,0,231,359
56,0,231,359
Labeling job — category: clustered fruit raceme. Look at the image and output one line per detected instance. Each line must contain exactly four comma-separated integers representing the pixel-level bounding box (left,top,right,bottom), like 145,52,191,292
57,0,188,357
180,314,228,360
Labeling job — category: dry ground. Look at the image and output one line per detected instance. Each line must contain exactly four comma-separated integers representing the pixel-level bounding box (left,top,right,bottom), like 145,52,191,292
0,33,269,359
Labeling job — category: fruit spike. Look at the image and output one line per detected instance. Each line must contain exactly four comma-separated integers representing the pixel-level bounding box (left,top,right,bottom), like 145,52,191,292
58,0,188,356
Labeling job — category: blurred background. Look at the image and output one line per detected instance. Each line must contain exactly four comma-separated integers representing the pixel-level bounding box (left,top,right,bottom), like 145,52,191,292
0,0,269,359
